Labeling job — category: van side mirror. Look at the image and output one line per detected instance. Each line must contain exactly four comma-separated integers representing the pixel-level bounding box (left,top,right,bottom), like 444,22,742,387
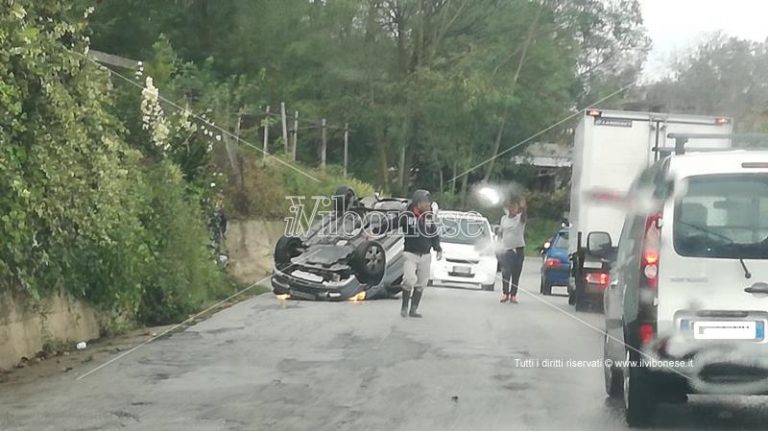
587,231,612,257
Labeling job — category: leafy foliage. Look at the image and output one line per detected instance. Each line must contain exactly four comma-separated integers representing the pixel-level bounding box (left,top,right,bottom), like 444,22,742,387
86,0,649,196
0,0,227,326
645,34,768,133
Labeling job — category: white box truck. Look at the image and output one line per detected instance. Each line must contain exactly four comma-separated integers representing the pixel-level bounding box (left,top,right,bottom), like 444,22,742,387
568,109,733,310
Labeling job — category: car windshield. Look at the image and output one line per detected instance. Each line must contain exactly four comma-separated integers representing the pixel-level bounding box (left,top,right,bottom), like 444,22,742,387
674,174,768,259
439,217,491,245
553,234,569,250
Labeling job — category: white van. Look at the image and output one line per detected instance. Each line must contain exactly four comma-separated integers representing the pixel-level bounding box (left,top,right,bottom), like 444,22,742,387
602,149,768,426
429,210,497,291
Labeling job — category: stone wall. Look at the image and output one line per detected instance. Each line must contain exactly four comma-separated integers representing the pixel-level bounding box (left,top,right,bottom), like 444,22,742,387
225,219,285,285
0,291,100,370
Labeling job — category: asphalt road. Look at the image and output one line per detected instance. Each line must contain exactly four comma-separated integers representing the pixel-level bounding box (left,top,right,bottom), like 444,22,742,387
3,258,768,430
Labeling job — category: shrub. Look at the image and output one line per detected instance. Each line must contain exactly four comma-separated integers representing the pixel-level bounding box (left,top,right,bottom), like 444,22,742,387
137,161,227,325
224,151,375,220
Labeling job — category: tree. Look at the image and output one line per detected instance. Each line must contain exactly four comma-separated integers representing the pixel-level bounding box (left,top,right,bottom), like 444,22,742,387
84,0,649,199
645,34,768,132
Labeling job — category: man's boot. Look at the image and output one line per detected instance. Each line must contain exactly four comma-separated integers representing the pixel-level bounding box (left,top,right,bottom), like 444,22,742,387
409,289,423,318
401,289,411,317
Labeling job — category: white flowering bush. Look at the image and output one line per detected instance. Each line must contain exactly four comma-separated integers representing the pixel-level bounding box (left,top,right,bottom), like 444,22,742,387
141,76,170,152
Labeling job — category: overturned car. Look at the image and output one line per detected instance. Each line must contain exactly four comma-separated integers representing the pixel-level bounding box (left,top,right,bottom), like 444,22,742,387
271,187,408,301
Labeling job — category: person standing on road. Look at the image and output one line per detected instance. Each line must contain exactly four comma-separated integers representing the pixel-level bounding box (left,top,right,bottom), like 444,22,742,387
374,189,443,318
499,196,527,304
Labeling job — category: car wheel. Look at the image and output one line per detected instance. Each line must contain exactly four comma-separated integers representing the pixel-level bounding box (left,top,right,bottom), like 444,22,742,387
351,241,387,284
604,334,622,398
568,289,576,305
539,279,545,294
624,350,656,427
274,236,303,266
482,283,495,291
574,287,588,311
542,280,552,296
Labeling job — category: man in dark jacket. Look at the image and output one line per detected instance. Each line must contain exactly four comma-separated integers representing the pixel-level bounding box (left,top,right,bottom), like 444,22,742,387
375,189,442,318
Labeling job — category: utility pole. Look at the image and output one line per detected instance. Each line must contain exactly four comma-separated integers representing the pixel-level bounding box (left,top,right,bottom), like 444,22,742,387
343,123,349,178
292,111,299,161
262,105,270,161
281,102,289,155
320,118,327,170
229,113,243,189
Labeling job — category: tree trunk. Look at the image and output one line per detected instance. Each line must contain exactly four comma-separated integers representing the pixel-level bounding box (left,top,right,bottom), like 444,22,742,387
483,116,507,182
460,171,469,209
224,111,243,190
399,139,407,195
377,135,389,194
482,3,543,181
451,160,457,195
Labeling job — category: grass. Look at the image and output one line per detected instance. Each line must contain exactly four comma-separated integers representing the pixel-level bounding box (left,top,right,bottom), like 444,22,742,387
525,218,561,256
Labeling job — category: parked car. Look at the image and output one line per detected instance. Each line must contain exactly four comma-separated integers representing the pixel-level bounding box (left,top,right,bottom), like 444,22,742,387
429,210,497,291
271,186,408,301
603,146,768,426
492,224,503,272
540,229,570,295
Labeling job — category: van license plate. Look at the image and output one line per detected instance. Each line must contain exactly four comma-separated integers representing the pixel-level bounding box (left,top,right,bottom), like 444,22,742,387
693,321,758,340
453,266,472,275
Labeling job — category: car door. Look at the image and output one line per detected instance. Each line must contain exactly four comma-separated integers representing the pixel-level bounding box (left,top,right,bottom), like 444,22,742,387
605,168,658,361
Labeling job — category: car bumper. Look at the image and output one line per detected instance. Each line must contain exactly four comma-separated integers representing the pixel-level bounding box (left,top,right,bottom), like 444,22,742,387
430,257,497,288
541,267,569,286
641,337,768,395
271,268,363,301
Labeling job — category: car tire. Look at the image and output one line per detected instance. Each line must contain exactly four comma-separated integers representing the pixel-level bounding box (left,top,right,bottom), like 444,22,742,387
604,334,622,399
542,280,552,296
568,289,576,305
573,287,589,311
574,295,589,311
351,241,386,284
274,236,303,266
482,283,495,291
624,350,656,427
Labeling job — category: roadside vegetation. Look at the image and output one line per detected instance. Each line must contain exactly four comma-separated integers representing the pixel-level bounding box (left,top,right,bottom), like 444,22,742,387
5,0,768,332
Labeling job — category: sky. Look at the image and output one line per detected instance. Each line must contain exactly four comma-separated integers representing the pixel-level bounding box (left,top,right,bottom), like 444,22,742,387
640,0,768,81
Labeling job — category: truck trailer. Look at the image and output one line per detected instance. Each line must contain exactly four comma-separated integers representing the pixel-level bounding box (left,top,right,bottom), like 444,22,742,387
568,109,733,310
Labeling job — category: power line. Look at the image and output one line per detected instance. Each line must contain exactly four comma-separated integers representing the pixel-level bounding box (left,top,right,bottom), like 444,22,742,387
449,81,637,183
72,49,321,183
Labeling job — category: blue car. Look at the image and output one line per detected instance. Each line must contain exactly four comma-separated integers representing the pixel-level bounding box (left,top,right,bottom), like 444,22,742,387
540,229,570,296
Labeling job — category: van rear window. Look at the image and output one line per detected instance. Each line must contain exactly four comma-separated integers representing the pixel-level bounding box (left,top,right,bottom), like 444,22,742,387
674,174,768,259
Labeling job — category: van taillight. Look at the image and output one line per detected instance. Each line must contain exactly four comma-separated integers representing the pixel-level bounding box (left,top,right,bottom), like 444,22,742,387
639,323,655,346
585,272,610,285
641,213,662,289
